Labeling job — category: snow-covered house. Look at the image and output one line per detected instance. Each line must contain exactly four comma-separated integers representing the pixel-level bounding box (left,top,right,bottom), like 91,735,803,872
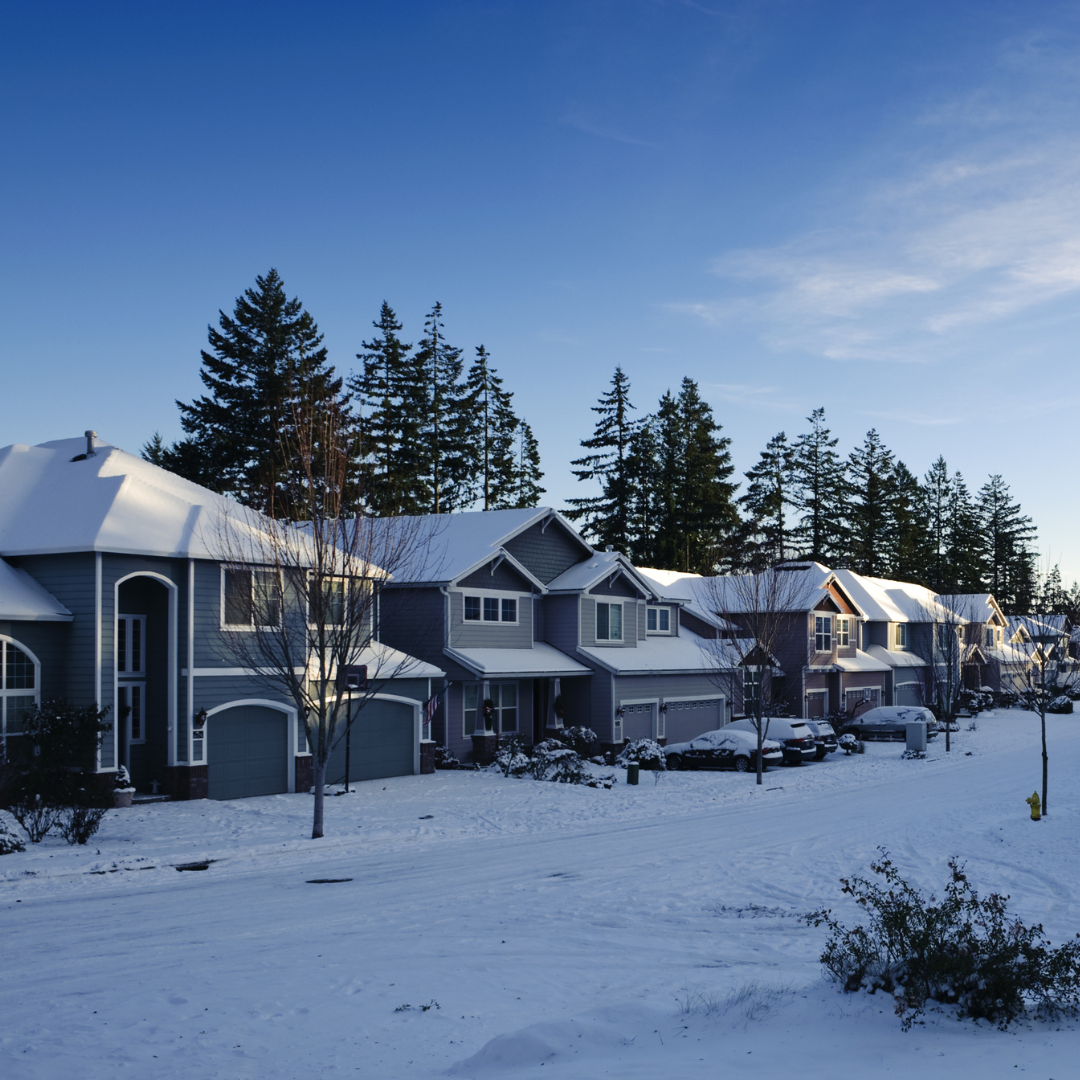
0,434,441,800
376,509,741,763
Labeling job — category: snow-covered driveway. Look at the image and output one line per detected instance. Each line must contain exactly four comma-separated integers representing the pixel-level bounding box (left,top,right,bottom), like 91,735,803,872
3,712,1079,1078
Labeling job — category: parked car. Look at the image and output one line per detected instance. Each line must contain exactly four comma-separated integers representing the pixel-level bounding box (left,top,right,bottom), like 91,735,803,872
803,719,838,760
664,727,784,773
726,717,818,764
841,705,940,742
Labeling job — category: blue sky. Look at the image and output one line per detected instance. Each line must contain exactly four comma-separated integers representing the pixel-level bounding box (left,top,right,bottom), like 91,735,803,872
3,1,1079,579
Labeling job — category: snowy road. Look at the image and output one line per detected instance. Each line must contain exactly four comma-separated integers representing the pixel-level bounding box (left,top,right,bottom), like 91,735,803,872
3,713,1079,1078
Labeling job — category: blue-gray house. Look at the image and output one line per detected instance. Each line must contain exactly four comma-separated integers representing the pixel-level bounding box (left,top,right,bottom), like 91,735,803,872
0,434,441,800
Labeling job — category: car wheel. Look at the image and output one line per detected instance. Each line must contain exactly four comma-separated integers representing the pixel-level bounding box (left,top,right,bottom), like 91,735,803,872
666,754,683,771
814,746,827,761
734,756,751,773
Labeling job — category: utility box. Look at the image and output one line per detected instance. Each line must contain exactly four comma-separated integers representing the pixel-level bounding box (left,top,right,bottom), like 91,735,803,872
626,761,640,785
905,722,928,753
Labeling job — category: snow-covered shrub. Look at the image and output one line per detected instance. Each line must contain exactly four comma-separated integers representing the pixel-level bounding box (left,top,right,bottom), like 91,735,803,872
838,733,858,754
957,689,992,715
8,794,60,844
113,765,135,792
994,689,1019,709
1067,686,1080,702
616,739,666,771
810,850,1080,1031
494,735,532,777
0,810,26,855
434,746,459,770
1048,695,1074,714
56,792,111,845
554,726,599,758
901,749,925,760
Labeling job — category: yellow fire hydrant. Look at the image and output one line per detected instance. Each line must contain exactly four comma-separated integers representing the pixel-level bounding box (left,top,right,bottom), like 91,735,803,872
1026,791,1041,821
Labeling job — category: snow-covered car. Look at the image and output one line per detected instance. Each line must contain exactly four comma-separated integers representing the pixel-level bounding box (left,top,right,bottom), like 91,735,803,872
664,728,784,773
803,719,838,759
726,717,818,764
841,706,940,742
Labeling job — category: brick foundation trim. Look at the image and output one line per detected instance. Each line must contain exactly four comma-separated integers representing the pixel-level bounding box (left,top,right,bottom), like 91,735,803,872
294,755,313,793
166,765,208,801
420,740,436,775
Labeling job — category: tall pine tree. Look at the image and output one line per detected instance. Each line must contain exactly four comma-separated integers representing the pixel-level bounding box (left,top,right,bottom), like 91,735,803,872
739,431,794,569
167,269,346,517
844,429,896,577
464,346,520,510
566,367,637,552
789,407,844,563
509,422,545,508
978,474,1037,612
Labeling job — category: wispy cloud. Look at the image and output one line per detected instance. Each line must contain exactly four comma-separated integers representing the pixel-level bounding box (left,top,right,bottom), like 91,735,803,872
560,110,655,147
672,30,1080,365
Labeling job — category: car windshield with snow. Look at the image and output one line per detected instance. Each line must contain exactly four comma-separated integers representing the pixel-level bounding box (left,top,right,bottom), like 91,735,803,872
664,727,784,773
725,717,818,764
842,706,940,742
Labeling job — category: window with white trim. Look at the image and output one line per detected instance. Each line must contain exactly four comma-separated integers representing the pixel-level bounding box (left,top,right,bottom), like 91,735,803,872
1,640,38,748
463,682,519,735
117,615,146,674
462,593,518,624
985,626,994,648
814,615,832,652
837,617,850,647
895,623,907,648
646,606,672,634
117,682,146,745
744,667,762,710
222,567,282,628
596,602,623,641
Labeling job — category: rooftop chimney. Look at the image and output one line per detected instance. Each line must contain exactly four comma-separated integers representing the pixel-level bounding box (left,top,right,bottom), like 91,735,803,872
84,430,97,457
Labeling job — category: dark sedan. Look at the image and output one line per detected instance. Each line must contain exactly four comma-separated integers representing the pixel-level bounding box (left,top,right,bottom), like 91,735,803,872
664,728,785,773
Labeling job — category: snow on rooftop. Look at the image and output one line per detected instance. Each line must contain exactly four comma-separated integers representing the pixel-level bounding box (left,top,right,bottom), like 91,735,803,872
0,557,72,621
579,627,740,675
445,642,590,678
0,437,305,562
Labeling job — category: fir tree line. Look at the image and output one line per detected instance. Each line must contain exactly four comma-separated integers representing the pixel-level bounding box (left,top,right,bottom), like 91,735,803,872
568,369,1046,613
145,270,543,517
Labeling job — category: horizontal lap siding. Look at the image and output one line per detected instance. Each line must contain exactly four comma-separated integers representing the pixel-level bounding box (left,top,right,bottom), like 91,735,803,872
380,588,448,675
0,620,69,699
449,592,533,649
458,562,533,591
503,521,588,584
540,595,579,654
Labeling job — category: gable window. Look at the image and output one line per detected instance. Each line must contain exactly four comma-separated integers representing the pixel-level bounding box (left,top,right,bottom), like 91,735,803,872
814,615,832,652
895,624,907,648
463,593,518,623
463,682,518,735
223,567,282,629
646,607,672,634
596,602,623,642
837,618,850,647
1,639,38,749
985,627,994,648
744,666,762,710
116,615,146,674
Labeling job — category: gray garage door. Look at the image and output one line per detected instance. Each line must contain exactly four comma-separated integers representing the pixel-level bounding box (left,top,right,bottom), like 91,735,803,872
326,698,415,785
663,698,724,743
207,706,289,800
895,683,922,706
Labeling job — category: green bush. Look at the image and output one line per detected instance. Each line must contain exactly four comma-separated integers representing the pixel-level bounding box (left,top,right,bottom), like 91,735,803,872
810,850,1080,1030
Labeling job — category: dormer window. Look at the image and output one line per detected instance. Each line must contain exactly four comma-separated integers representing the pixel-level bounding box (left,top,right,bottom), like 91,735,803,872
597,602,623,642
985,627,994,648
463,593,518,624
895,624,907,649
646,607,672,634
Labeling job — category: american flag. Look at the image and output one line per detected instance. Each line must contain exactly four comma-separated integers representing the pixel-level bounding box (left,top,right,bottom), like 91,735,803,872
424,691,441,725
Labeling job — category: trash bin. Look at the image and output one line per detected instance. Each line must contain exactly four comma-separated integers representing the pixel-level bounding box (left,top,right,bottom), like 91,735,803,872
626,761,640,785
905,722,927,753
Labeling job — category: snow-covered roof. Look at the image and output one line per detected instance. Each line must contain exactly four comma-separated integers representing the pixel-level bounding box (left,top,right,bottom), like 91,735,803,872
445,643,590,679
828,650,892,674
0,437,311,563
865,645,928,669
831,570,948,624
1009,615,1070,642
579,627,740,676
0,557,72,621
546,550,655,597
944,593,1003,625
348,640,445,681
366,508,589,587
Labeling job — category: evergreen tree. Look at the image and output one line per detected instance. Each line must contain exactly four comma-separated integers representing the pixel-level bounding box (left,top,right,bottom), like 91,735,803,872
845,429,895,577
508,422,545,508
922,456,953,589
412,302,471,513
888,460,933,582
978,474,1037,612
739,431,794,568
171,269,345,517
789,408,845,562
944,470,985,591
624,420,661,565
464,346,520,510
651,379,738,574
566,367,637,552
350,302,420,515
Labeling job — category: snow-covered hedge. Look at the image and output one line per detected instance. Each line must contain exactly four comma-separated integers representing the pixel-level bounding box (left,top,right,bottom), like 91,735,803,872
616,739,666,771
0,810,27,855
494,737,615,788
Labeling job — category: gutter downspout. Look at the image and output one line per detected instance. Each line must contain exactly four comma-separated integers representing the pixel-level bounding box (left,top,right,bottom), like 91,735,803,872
187,559,195,763
95,551,104,769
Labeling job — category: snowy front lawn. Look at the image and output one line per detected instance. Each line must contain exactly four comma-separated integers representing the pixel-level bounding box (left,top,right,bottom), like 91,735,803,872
2,711,1079,1078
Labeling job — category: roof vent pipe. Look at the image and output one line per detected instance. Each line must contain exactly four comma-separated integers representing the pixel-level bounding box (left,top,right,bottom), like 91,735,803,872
85,430,97,457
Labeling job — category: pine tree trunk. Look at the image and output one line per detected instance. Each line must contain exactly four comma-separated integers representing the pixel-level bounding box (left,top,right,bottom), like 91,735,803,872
312,757,326,839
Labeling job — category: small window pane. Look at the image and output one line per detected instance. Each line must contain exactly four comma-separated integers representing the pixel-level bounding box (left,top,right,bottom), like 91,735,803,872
5,643,35,690
609,604,622,640
117,619,127,672
464,596,481,621
132,619,143,672
464,684,479,736
597,603,610,640
501,598,517,622
5,695,35,735
254,570,281,627
224,569,253,626
658,608,669,632
130,685,143,741
483,597,499,621
647,608,657,631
